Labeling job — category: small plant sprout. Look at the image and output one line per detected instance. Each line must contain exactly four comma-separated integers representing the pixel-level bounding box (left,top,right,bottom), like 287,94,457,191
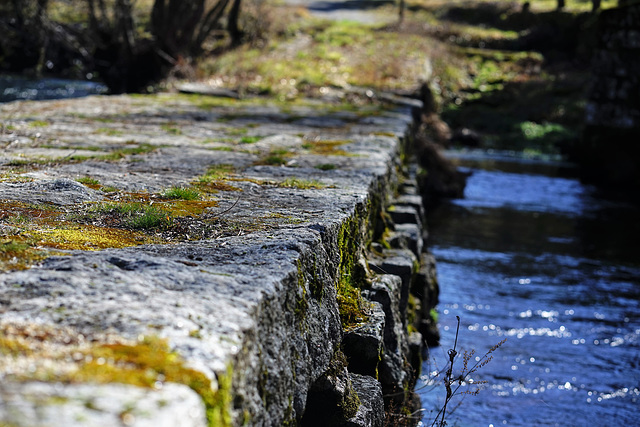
161,187,201,200
279,178,325,189
431,316,506,427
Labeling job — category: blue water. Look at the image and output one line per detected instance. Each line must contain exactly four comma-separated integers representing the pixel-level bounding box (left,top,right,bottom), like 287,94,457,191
418,152,640,426
0,75,106,103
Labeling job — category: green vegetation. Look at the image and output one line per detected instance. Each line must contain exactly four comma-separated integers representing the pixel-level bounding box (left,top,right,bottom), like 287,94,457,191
199,164,236,182
196,164,243,192
95,127,123,136
198,18,440,97
90,202,172,230
0,239,48,271
161,187,202,201
336,216,370,329
28,120,49,127
75,176,101,188
161,122,182,135
279,178,325,190
316,163,336,171
256,149,292,166
303,140,352,156
239,136,262,144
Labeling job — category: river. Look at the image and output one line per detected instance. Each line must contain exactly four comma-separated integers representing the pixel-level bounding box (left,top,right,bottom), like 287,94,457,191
0,75,106,103
418,151,640,426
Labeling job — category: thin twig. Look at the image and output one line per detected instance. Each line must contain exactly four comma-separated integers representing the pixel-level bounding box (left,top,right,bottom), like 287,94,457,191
212,194,241,219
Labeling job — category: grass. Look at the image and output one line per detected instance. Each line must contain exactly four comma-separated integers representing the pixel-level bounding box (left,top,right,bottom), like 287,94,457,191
90,202,172,230
161,187,202,201
279,178,325,189
75,176,101,187
197,18,441,97
199,164,236,182
189,0,600,157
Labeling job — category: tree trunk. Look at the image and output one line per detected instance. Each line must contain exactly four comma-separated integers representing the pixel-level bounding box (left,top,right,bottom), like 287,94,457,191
227,0,242,45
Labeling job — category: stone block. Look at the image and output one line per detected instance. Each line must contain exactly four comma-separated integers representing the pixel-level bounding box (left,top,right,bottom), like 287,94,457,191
388,222,424,258
342,374,385,427
342,302,385,377
388,205,422,230
394,194,425,220
368,248,418,317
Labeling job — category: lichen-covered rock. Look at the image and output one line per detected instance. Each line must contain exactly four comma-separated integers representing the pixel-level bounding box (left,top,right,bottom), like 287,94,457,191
363,275,412,407
342,302,385,377
388,223,424,258
367,248,418,320
0,381,207,427
0,178,102,205
343,374,384,427
0,93,430,426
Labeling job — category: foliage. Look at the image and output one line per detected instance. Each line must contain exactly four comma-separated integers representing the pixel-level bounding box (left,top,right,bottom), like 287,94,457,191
161,186,202,201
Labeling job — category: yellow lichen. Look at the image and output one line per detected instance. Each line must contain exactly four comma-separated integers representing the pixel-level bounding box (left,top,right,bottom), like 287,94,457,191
29,224,161,250
1,330,233,427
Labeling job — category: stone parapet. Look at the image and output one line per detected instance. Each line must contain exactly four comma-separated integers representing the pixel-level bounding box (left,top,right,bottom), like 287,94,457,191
0,92,437,426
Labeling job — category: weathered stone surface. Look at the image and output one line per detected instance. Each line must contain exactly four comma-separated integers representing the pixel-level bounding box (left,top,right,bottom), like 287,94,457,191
388,205,422,230
342,302,385,377
363,275,411,406
388,223,424,258
343,374,384,427
368,248,417,319
0,93,424,425
0,381,207,427
0,178,102,205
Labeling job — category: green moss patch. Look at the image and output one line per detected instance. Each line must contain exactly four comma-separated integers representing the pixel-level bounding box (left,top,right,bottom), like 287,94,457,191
279,178,325,190
302,139,352,156
196,164,243,192
70,338,232,427
0,238,48,271
336,216,370,330
161,187,202,201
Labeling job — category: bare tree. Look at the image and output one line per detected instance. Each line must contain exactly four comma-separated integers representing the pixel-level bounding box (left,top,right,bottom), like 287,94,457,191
3,0,245,92
88,0,245,92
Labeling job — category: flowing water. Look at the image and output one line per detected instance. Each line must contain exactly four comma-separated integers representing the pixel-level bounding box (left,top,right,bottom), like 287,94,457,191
0,74,106,103
418,151,640,426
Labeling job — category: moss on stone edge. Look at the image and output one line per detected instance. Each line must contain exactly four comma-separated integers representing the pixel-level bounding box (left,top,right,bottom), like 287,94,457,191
327,349,361,420
1,333,233,427
336,210,370,330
